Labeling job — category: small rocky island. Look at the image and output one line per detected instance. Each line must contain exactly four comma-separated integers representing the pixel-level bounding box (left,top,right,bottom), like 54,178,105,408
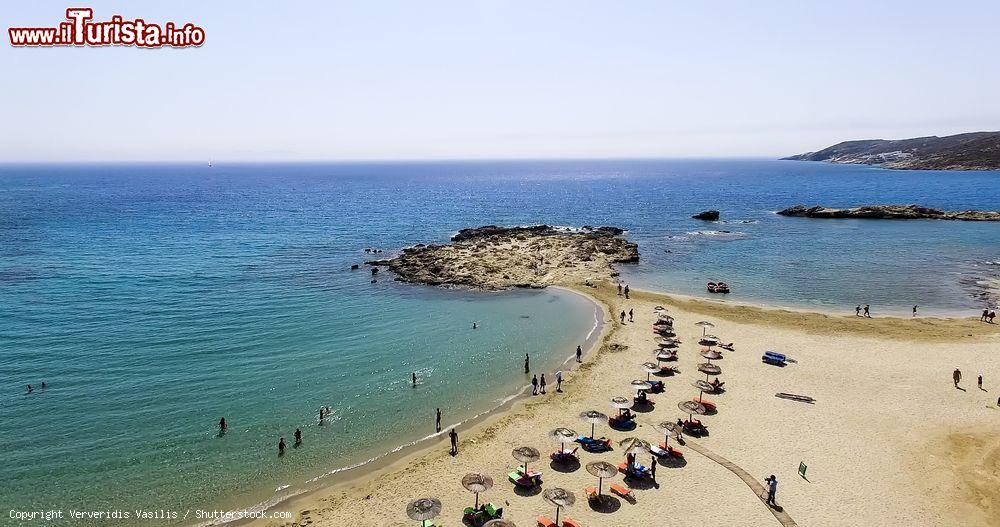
777,204,1000,221
367,225,638,290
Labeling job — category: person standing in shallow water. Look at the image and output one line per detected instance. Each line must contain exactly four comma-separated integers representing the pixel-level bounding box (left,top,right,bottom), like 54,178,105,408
412,372,417,387
219,417,227,435
855,305,861,317
863,304,871,318
540,373,547,394
913,305,918,317
435,408,442,432
294,428,302,445
576,345,582,363
524,353,530,373
531,374,538,395
278,437,286,455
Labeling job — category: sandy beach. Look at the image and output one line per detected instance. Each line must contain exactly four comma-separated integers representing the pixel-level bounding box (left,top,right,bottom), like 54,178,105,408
244,227,1000,527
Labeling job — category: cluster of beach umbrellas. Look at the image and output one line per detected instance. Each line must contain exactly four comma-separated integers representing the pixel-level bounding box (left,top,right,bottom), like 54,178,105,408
405,311,736,525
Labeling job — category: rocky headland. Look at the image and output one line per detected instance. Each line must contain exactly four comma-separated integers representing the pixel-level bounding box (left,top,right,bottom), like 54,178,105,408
366,225,638,290
783,131,1000,170
777,204,1000,221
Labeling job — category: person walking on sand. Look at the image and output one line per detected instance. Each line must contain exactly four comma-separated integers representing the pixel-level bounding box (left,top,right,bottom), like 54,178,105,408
278,437,286,455
855,305,862,317
864,304,871,318
556,371,563,392
764,475,778,506
913,305,918,317
983,309,991,322
650,455,658,485
628,308,633,322
576,345,582,363
617,283,622,296
953,368,962,388
620,311,626,324
540,373,547,394
978,375,983,390
624,284,630,299
531,374,539,395
449,428,458,455
435,408,442,432
524,353,530,373
219,417,227,435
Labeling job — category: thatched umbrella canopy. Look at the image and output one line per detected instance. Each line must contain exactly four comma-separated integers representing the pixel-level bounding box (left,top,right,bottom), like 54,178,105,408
579,410,608,438
542,488,575,525
655,420,681,448
406,498,442,526
483,520,517,527
549,427,578,452
678,400,707,422
461,473,493,509
512,446,540,474
585,461,618,496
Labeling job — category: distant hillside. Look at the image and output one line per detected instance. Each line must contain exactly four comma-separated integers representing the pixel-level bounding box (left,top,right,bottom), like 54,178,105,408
783,131,1000,170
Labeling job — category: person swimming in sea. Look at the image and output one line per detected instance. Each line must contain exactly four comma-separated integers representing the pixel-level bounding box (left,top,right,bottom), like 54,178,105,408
472,322,478,329
219,417,227,435
412,372,417,387
26,384,33,394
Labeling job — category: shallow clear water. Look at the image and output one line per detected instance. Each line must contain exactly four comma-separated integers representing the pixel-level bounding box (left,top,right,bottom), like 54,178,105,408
1,160,998,522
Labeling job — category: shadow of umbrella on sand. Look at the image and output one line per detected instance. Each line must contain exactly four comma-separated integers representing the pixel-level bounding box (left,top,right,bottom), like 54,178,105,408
579,410,609,438
406,497,442,527
461,472,493,509
543,487,576,526
586,461,618,498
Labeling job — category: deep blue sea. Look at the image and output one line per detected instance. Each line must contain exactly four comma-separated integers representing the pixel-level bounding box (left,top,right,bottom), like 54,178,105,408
2,159,998,523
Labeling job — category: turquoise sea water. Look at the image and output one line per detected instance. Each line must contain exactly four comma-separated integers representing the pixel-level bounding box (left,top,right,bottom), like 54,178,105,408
2,160,999,523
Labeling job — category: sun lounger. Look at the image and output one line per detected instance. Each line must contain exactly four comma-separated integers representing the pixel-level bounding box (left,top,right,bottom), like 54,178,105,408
509,471,537,488
515,466,542,479
576,436,612,451
648,380,664,392
585,486,598,500
654,443,684,458
762,350,787,366
550,447,578,461
537,516,557,527
562,519,583,527
610,483,633,499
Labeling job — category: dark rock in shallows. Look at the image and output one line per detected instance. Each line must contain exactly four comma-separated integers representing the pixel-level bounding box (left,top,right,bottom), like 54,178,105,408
692,210,720,221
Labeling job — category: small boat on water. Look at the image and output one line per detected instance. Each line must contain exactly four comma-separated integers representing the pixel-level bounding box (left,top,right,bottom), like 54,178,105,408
707,281,730,294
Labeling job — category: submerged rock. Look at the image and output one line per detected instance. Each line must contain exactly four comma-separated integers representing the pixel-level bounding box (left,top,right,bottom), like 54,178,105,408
692,210,720,221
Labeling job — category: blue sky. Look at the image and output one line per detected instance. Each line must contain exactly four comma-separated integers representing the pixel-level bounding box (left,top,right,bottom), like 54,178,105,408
2,1,998,161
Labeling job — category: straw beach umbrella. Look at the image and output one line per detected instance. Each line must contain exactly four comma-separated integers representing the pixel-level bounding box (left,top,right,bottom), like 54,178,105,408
542,487,576,526
512,446,540,475
701,349,723,361
406,497,442,527
483,520,516,527
610,396,631,417
618,437,651,456
655,420,681,449
549,427,578,453
586,461,618,497
678,400,707,422
579,410,608,438
641,361,660,381
461,472,493,509
693,379,714,393
695,321,714,335
698,363,722,379
630,379,652,392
